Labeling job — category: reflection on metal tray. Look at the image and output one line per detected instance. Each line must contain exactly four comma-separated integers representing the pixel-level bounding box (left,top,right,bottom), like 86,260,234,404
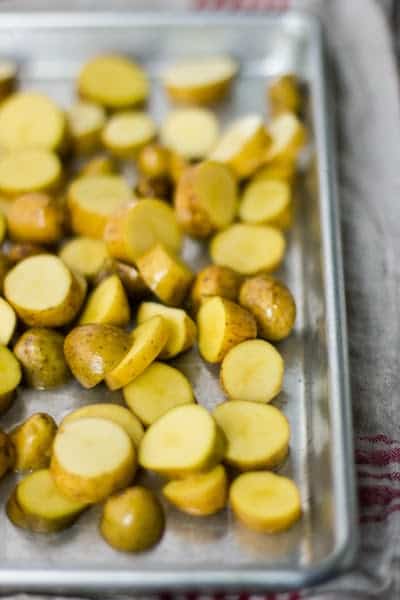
0,11,357,594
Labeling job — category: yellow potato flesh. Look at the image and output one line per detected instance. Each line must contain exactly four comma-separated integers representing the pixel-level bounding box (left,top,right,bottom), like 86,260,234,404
0,345,21,399
161,108,219,160
79,274,130,326
163,465,228,516
60,237,109,279
0,149,61,196
0,297,16,345
239,179,292,229
102,111,156,156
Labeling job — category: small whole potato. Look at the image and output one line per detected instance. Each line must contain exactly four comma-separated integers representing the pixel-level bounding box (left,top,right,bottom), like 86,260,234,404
14,328,70,389
138,143,170,180
0,430,15,479
7,193,64,244
100,486,164,552
10,413,57,472
190,265,241,314
239,275,296,341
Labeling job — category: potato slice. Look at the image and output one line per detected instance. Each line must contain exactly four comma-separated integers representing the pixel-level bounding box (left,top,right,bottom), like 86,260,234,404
138,143,170,179
60,237,109,280
162,56,238,104
197,297,256,364
64,324,131,389
0,92,66,152
67,101,106,154
95,258,148,300
139,404,224,478
210,223,286,275
265,112,306,163
7,192,64,244
137,302,196,359
62,404,144,447
79,274,130,327
210,115,270,178
268,74,302,117
104,198,182,264
214,401,289,470
0,345,21,415
163,464,227,516
239,179,292,230
10,413,57,472
253,157,296,184
3,242,45,264
0,430,15,479
68,175,133,239
136,243,193,306
5,254,86,326
0,59,17,100
174,160,237,238
190,265,241,314
102,111,156,157
0,149,61,196
230,471,301,533
0,297,16,345
78,54,149,109
51,417,136,503
105,315,169,390
161,108,219,160
79,155,117,177
123,361,194,426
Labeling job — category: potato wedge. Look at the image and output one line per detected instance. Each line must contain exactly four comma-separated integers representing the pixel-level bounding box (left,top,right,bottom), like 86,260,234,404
265,112,306,163
105,315,169,390
230,471,301,533
64,324,131,388
0,149,62,196
214,401,289,470
10,413,57,472
0,297,16,345
3,242,45,264
136,243,193,306
0,59,17,100
210,223,286,275
104,198,182,264
102,111,156,157
162,56,237,104
67,101,106,154
5,254,86,326
190,265,241,314
100,486,164,552
0,430,15,479
68,175,133,239
268,74,302,117
174,160,237,238
95,258,148,300
137,302,196,359
163,464,228,516
197,296,256,364
253,157,296,184
7,192,64,244
51,417,136,503
79,274,130,327
161,108,219,160
60,237,109,280
123,361,194,426
0,345,21,415
138,143,170,179
7,469,87,533
239,179,292,230
79,155,117,177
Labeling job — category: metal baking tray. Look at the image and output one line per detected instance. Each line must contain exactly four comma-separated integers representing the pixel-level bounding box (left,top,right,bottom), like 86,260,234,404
0,11,358,594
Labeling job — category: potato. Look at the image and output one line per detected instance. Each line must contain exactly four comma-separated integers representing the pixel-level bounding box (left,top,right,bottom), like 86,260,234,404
7,192,64,244
162,56,238,104
253,157,296,184
230,471,301,533
268,74,302,117
161,108,219,160
0,297,16,345
239,179,292,230
67,101,106,154
210,223,286,275
10,412,57,472
78,54,149,109
0,149,62,196
0,91,66,152
100,486,164,552
0,345,21,415
51,417,136,503
239,275,296,341
95,258,148,300
0,59,17,101
197,296,256,363
220,339,284,404
214,401,289,470
64,324,131,388
79,274,130,327
265,112,306,163
14,328,69,389
3,242,45,264
137,302,196,359
168,150,189,184
0,211,6,244
105,315,169,391
190,265,241,314
79,155,117,177
174,161,237,238
104,198,182,264
134,174,171,202
5,254,86,326
7,469,87,533
163,465,227,516
136,243,193,306
0,253,9,292
59,237,109,280
123,361,194,426
102,112,156,157
138,143,170,179
68,175,133,239
139,404,225,478
0,430,15,480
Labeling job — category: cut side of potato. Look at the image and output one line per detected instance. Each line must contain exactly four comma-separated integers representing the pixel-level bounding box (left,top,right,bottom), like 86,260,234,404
51,417,136,503
10,413,57,472
163,464,228,516
60,237,109,280
239,179,292,230
190,265,241,314
210,223,286,275
161,108,219,160
220,339,284,403
123,361,194,426
265,112,306,163
137,302,196,359
163,56,238,104
0,149,61,196
79,274,130,327
214,401,289,470
7,192,64,244
268,74,302,117
67,101,106,154
0,345,21,415
102,111,156,157
105,315,169,390
230,471,301,533
197,296,256,364
0,59,17,100
253,157,296,184
0,297,16,345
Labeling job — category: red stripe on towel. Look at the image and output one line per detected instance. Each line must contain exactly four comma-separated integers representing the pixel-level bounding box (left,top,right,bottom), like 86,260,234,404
359,485,400,507
358,434,399,445
355,448,400,466
358,470,400,482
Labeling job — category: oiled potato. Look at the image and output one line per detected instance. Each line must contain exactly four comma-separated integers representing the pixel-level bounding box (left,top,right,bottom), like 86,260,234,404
79,274,130,327
10,413,57,472
0,297,16,345
78,155,117,177
190,265,241,314
59,237,109,280
268,74,302,117
3,242,45,265
0,345,21,415
7,193,64,244
102,111,156,158
95,258,148,300
265,112,306,164
138,143,170,179
0,430,15,480
0,253,9,292
163,465,228,516
0,149,62,197
67,101,106,154
134,174,171,202
161,108,219,160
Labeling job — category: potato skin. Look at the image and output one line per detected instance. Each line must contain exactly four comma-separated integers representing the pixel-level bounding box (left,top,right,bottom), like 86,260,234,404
190,265,241,314
14,328,70,389
0,253,9,292
95,258,149,300
268,74,302,117
239,275,296,341
134,174,171,202
10,413,57,472
174,164,214,238
7,193,64,244
0,430,15,479
138,143,170,180
3,242,46,265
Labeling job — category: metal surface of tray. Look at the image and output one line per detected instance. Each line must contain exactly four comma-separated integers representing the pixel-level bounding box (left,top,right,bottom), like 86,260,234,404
0,11,358,594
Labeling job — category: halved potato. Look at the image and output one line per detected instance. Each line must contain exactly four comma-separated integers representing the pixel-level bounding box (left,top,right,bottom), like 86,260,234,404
268,74,302,116
0,345,21,415
0,430,15,479
0,149,62,196
190,265,241,314
79,155,117,177
0,59,17,100
214,401,289,470
59,237,109,280
137,302,196,359
197,296,256,363
79,274,130,326
138,143,170,179
239,179,292,229
265,112,306,163
0,297,16,345
95,258,148,300
7,192,64,244
67,100,106,154
123,361,194,426
253,157,296,184
161,108,219,160
51,417,136,503
102,111,156,157
10,413,57,472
